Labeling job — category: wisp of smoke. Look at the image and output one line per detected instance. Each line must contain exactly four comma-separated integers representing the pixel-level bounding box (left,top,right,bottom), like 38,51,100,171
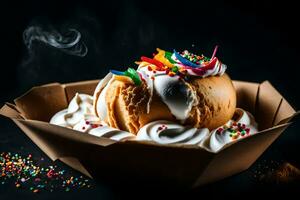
23,26,88,57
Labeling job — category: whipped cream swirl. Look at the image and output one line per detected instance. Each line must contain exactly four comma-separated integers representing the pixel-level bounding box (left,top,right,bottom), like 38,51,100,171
50,93,94,127
136,120,209,145
50,94,258,151
93,73,114,120
137,66,198,121
183,57,227,78
201,108,258,152
50,93,135,141
136,108,258,151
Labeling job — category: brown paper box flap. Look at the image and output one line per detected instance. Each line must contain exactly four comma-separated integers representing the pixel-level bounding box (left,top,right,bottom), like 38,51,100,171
0,79,298,186
63,79,99,103
233,80,259,115
256,81,282,129
59,157,92,178
0,103,24,119
76,140,215,186
256,81,297,129
233,80,298,130
12,118,117,160
11,79,298,128
14,83,68,121
273,98,299,125
193,122,291,187
2,79,298,156
1,99,295,184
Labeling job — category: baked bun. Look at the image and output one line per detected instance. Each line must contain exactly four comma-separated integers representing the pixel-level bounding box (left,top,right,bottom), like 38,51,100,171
186,73,236,130
93,48,236,134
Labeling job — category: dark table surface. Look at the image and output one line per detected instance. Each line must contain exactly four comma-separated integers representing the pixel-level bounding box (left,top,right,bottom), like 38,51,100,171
1,0,300,199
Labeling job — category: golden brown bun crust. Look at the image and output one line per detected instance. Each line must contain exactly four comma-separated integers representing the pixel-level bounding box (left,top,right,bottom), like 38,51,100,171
98,73,236,134
186,73,236,130
104,78,174,134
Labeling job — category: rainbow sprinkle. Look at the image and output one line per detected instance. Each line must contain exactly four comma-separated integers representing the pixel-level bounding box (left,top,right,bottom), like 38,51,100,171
0,152,93,193
180,50,210,65
110,68,142,85
216,122,251,140
156,124,167,133
110,46,224,85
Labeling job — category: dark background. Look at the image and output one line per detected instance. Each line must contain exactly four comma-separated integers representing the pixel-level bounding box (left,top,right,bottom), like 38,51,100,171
0,0,300,199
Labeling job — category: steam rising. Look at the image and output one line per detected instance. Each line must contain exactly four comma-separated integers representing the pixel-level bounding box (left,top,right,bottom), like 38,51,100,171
23,26,88,57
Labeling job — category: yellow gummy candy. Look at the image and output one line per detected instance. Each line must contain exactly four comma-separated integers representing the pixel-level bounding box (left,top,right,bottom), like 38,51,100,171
114,75,134,84
154,48,173,68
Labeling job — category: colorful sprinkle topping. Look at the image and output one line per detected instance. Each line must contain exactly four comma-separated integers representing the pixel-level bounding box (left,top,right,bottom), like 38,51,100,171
0,152,93,193
156,124,167,133
216,122,251,141
110,46,225,85
180,50,210,65
173,49,200,68
82,120,103,130
139,46,225,79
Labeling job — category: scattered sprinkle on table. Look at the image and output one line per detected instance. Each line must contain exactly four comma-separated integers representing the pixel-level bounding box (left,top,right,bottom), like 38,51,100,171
0,152,93,193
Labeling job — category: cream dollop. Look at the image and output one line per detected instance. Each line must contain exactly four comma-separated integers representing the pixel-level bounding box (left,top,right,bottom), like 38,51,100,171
201,108,258,152
137,66,198,121
136,120,209,145
183,58,227,78
50,93,135,141
135,108,258,150
51,94,258,150
50,93,94,127
93,72,114,120
73,118,135,141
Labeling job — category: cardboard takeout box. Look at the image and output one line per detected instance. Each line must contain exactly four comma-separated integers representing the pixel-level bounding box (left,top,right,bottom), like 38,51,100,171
0,79,298,187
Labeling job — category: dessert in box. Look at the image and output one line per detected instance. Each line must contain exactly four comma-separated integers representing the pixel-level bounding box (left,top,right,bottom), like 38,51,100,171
0,47,298,187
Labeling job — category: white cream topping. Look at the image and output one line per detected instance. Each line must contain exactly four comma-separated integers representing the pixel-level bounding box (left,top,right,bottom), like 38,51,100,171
73,118,135,141
93,72,113,120
49,109,70,128
50,93,94,127
89,126,135,141
137,66,198,121
50,93,135,141
201,108,258,152
135,108,258,150
136,120,209,145
72,114,104,132
137,66,155,113
153,74,197,121
50,93,257,150
184,60,227,78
